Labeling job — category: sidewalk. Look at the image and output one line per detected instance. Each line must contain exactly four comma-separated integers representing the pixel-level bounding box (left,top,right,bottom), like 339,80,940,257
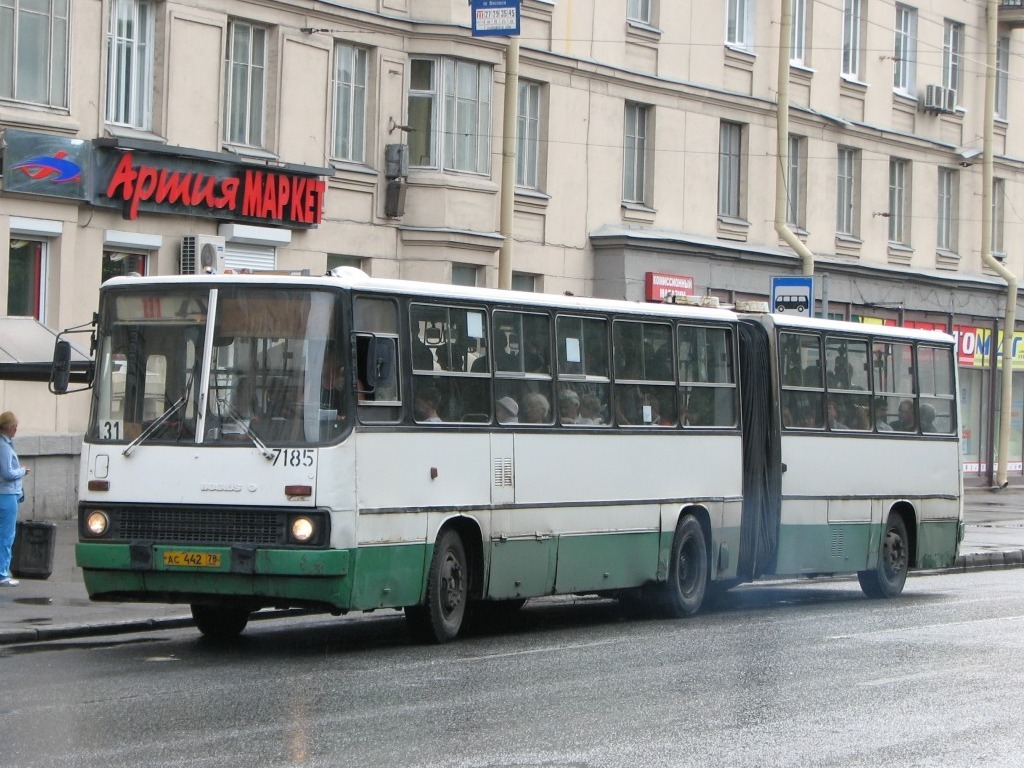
3,487,1024,646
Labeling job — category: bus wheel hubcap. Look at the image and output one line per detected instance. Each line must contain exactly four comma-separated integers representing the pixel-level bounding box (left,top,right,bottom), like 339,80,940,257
441,553,463,615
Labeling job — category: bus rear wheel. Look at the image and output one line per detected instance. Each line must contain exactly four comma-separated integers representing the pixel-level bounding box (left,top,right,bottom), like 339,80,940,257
191,604,250,640
858,514,909,599
660,515,708,618
406,529,468,643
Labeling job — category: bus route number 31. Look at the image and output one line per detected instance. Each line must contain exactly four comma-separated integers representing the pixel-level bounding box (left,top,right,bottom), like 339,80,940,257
273,448,314,468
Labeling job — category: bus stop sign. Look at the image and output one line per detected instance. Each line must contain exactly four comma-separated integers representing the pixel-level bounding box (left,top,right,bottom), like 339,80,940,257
771,276,814,316
470,0,521,37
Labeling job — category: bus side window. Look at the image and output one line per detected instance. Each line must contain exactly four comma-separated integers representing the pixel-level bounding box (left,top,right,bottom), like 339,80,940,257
354,296,401,423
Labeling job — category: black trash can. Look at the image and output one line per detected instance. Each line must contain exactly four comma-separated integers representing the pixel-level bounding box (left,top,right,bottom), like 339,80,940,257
11,521,56,580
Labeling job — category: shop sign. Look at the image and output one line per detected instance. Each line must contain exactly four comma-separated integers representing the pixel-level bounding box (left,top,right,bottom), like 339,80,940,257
1,129,89,200
645,272,694,302
95,149,326,228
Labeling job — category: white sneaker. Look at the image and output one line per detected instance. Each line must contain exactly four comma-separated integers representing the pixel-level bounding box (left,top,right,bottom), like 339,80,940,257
0,577,20,587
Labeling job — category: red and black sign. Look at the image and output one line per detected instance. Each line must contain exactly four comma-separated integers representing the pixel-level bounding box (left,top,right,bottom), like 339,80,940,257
94,140,330,229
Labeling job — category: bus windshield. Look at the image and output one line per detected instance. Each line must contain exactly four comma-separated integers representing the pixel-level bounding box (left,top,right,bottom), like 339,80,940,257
88,285,345,446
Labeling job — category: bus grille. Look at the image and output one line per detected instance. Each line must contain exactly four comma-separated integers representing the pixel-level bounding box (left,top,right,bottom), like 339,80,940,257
112,508,286,546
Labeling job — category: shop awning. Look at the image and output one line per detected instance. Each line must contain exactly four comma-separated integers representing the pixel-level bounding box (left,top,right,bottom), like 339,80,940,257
0,317,93,383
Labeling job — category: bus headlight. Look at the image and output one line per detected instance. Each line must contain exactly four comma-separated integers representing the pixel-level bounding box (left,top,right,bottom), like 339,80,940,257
290,516,316,544
85,510,110,536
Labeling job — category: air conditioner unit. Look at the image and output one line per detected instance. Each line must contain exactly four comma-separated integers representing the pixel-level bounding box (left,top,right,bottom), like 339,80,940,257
943,88,958,113
922,84,947,112
180,235,226,275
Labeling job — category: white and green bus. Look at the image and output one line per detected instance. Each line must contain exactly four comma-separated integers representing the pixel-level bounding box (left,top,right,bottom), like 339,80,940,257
56,269,963,640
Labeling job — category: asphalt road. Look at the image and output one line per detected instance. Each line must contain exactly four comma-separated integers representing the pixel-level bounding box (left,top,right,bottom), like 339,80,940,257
3,567,1024,768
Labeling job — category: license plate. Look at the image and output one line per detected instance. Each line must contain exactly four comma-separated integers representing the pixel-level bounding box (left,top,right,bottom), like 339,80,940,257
162,551,222,568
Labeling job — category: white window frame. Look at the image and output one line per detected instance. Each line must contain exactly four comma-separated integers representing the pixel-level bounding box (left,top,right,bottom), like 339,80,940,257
791,0,808,66
726,0,754,50
888,158,910,246
996,36,1009,120
332,43,368,162
893,5,916,95
836,146,859,236
623,102,649,204
841,0,862,79
627,0,651,25
786,135,806,229
106,0,154,129
942,20,963,108
718,121,744,219
0,0,70,107
224,20,267,148
516,80,541,189
408,57,492,175
937,167,958,253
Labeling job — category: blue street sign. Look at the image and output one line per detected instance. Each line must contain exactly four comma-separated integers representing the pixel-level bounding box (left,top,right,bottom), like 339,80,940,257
471,0,521,37
771,276,815,316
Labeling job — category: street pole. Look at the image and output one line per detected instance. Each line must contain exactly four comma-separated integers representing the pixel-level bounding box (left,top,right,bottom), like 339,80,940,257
498,36,520,291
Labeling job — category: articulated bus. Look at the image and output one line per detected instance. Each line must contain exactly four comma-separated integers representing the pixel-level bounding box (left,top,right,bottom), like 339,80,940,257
56,269,962,641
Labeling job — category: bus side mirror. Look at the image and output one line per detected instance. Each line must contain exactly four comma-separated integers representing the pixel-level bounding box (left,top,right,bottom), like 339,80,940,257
51,340,72,394
365,337,395,388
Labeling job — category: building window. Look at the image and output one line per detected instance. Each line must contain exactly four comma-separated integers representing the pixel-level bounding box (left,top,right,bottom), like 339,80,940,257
786,135,806,229
623,102,649,204
841,0,862,79
102,251,147,282
332,43,367,162
942,20,963,108
727,0,753,49
106,0,153,129
224,21,267,147
0,0,69,107
627,0,651,24
408,57,492,174
888,159,910,245
511,273,537,292
516,80,541,189
718,121,744,219
836,146,859,236
937,168,958,253
893,5,916,95
996,36,1009,120
992,178,1005,257
327,254,362,273
791,0,808,65
7,239,45,320
451,264,479,287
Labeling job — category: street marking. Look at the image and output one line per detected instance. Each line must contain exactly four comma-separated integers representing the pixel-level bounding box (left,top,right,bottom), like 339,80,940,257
462,639,620,661
858,664,990,687
829,613,1024,640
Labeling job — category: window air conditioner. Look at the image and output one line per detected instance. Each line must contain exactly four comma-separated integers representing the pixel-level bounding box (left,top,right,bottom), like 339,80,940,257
943,88,958,113
180,235,226,275
922,84,948,113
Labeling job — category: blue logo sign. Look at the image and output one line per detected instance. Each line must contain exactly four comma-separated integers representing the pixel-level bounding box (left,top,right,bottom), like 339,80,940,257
471,0,521,37
11,151,82,183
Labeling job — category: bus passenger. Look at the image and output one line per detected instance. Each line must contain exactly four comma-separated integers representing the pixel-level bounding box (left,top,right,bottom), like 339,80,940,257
890,399,916,432
558,389,581,424
578,394,604,425
497,396,519,424
920,403,937,433
642,392,673,426
414,386,443,423
826,399,847,430
520,392,550,424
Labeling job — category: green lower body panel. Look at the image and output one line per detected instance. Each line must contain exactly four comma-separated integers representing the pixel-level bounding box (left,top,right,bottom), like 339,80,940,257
76,541,428,612
916,520,961,568
774,523,873,574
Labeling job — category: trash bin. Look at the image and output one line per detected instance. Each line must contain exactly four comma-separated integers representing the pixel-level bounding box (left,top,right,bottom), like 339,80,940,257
11,521,56,580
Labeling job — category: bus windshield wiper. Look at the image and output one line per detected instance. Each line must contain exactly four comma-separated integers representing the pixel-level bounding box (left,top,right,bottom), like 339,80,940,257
122,370,194,456
215,398,275,460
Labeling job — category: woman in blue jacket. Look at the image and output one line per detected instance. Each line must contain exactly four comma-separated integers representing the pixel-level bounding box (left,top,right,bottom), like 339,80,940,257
0,411,30,587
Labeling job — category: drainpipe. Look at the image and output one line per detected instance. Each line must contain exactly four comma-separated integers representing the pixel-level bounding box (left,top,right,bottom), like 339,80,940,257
775,0,815,278
982,0,1017,488
497,36,520,291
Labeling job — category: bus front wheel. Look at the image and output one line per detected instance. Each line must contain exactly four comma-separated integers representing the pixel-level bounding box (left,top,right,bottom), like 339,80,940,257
858,514,909,599
191,604,250,640
406,529,468,643
660,515,708,618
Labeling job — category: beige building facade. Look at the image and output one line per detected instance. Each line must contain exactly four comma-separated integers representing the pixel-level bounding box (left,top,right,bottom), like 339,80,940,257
2,0,1024,500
